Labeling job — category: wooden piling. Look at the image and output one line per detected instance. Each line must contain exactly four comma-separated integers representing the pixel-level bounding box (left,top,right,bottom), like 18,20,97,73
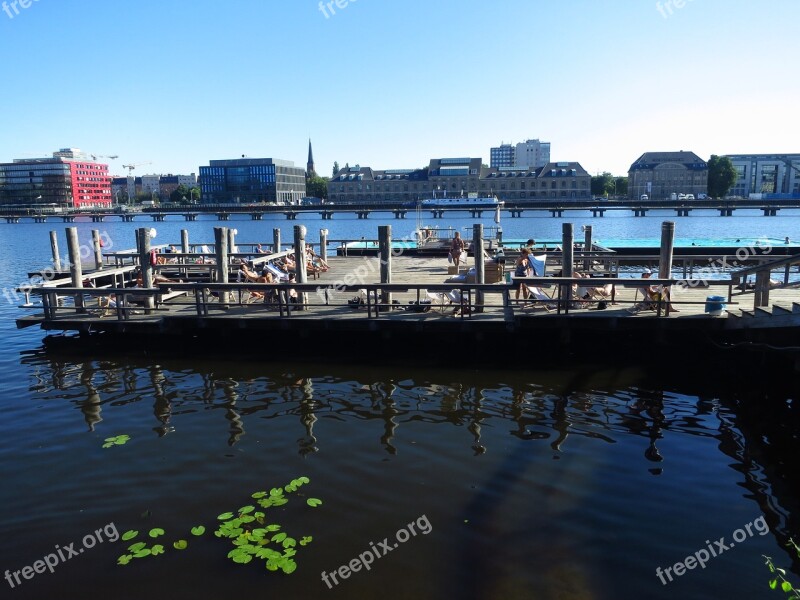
473,223,485,312
91,230,103,270
273,228,281,254
181,229,189,255
227,228,237,255
214,227,230,306
294,225,307,310
658,221,675,279
50,231,61,273
66,227,84,311
137,227,155,311
320,229,328,264
562,223,574,305
379,225,392,309
583,225,593,271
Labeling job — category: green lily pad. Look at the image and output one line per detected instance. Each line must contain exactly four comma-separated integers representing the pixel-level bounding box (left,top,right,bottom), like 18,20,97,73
271,532,287,543
128,542,146,553
151,545,165,556
281,559,297,574
299,536,313,546
251,491,267,499
121,530,139,542
149,528,165,538
217,512,234,521
133,549,151,559
117,554,133,566
239,505,255,515
306,498,322,508
191,526,205,536
173,540,188,550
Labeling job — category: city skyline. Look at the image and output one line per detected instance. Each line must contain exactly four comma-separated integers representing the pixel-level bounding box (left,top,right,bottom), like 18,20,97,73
0,0,797,179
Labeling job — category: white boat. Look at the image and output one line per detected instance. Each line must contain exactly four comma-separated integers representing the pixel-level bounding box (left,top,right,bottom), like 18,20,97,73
417,195,504,209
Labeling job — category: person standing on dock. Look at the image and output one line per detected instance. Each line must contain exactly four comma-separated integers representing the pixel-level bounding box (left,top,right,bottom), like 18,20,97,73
450,231,466,269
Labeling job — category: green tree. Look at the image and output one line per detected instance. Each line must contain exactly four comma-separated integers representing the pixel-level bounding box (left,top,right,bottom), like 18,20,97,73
306,175,329,200
707,155,738,198
591,172,615,197
614,176,628,196
170,185,190,204
332,161,340,177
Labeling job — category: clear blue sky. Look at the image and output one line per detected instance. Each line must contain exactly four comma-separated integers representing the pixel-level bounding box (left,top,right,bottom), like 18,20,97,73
0,0,797,178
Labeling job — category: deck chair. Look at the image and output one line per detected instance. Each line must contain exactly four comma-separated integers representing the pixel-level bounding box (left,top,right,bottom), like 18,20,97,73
523,286,556,311
426,290,451,313
264,263,291,282
528,253,547,277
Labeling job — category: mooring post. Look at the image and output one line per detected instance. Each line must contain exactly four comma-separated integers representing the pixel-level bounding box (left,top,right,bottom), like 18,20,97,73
181,229,189,255
562,223,574,307
320,229,329,264
227,228,237,256
294,225,307,310
50,231,61,273
91,230,103,270
66,227,84,312
658,221,675,279
214,227,230,306
273,228,282,254
473,223,485,312
583,225,593,271
379,225,392,311
137,227,155,311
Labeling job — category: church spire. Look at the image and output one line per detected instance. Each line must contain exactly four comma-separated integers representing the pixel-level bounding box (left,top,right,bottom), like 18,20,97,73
306,138,315,178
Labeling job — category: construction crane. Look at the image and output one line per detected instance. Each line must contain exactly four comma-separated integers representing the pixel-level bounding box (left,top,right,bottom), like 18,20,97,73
91,154,119,161
122,162,152,174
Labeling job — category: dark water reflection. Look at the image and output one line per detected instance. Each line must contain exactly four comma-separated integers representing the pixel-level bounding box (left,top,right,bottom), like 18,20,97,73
3,350,799,599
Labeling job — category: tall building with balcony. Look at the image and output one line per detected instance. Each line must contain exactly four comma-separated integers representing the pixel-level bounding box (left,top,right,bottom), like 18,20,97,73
724,154,800,198
627,151,708,200
0,154,112,209
199,158,306,205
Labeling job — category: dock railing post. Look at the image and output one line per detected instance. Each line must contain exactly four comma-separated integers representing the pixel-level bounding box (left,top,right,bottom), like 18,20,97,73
583,225,593,271
320,229,328,264
294,225,308,310
50,231,61,273
181,229,189,256
473,223,485,312
379,225,392,311
92,230,103,271
137,227,155,312
273,228,282,254
214,227,230,307
66,227,85,312
562,223,574,309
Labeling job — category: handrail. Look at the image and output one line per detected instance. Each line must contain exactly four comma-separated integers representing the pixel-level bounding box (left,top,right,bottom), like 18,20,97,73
731,252,800,278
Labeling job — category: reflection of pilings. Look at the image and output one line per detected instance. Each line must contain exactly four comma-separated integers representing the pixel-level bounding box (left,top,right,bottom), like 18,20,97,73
298,378,318,456
221,378,244,446
79,363,102,431
377,382,398,455
550,396,570,452
150,365,172,436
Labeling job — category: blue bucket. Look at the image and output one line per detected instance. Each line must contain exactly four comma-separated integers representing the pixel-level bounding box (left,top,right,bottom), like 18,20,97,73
705,295,726,315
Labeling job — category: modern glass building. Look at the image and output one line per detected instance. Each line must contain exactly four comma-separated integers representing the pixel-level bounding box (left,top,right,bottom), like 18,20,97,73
199,158,306,205
0,157,112,209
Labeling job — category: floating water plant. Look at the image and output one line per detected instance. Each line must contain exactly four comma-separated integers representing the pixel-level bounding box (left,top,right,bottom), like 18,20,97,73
115,477,319,576
102,434,131,449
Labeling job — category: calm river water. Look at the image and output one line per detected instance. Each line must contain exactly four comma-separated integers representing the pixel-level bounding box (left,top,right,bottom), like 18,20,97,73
0,211,798,600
